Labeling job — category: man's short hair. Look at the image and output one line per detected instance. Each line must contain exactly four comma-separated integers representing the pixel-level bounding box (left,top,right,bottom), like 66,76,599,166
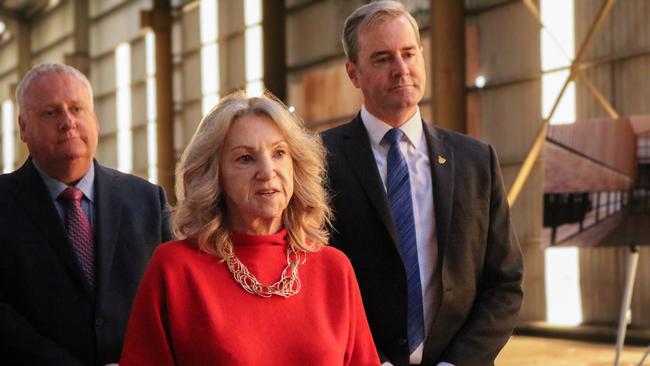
15,63,94,116
342,0,421,63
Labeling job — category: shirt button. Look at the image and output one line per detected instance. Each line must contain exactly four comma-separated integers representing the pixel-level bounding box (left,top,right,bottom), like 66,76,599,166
95,317,104,327
398,338,407,346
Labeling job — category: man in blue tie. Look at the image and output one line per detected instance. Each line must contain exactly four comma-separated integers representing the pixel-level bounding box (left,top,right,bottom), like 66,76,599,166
321,1,524,365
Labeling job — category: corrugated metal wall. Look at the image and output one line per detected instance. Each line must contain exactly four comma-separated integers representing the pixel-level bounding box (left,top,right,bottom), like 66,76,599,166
466,0,545,322
575,0,650,329
285,0,433,130
0,0,648,332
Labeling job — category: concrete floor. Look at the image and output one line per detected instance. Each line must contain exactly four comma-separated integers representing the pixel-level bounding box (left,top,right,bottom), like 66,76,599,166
496,335,650,366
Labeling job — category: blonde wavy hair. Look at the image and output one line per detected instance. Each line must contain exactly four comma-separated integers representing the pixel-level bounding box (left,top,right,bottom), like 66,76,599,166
172,91,332,259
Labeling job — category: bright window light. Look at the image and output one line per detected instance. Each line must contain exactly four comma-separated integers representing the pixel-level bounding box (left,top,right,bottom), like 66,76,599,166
246,80,264,97
2,100,15,173
201,43,219,96
146,71,157,122
541,0,581,326
200,0,217,44
545,247,583,325
145,31,158,183
542,70,576,125
116,42,132,173
245,25,263,82
200,0,220,116
145,31,156,77
540,0,575,126
202,93,219,117
541,0,574,71
244,0,262,26
147,111,157,183
244,1,264,96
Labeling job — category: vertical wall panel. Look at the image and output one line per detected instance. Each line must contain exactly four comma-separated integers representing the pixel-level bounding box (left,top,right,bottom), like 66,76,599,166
0,41,18,75
181,53,201,104
90,1,152,56
574,0,650,328
32,39,74,65
615,56,650,116
132,125,148,177
478,81,541,163
576,64,613,120
131,83,148,127
473,2,540,84
31,2,74,53
221,33,246,92
469,0,544,322
177,2,201,150
95,93,118,134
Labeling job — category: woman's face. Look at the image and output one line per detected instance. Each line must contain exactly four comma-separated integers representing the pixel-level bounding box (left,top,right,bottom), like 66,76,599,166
220,114,294,234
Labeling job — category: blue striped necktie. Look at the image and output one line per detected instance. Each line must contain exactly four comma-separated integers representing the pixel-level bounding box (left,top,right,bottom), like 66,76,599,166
384,128,425,353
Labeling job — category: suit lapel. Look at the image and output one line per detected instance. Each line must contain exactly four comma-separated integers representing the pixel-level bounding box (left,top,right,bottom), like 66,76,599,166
340,116,400,246
422,123,455,361
423,123,454,260
93,163,122,299
10,160,95,299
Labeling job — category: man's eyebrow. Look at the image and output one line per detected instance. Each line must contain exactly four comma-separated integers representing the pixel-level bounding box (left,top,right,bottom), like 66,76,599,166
369,46,417,58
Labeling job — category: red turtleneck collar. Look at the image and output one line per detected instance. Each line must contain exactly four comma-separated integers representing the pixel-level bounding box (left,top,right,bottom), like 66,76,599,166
229,229,288,246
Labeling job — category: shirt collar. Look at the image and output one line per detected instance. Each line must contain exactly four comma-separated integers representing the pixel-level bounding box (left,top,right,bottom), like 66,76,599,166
33,160,96,203
360,105,423,148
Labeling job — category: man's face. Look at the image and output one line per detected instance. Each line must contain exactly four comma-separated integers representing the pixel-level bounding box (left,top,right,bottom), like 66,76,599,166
346,15,426,126
19,73,99,180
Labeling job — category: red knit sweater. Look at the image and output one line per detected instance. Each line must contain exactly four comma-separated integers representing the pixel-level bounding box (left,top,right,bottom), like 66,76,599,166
120,230,380,365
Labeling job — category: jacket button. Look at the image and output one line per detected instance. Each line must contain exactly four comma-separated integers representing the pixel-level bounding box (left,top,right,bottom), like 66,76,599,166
95,317,104,327
398,338,407,346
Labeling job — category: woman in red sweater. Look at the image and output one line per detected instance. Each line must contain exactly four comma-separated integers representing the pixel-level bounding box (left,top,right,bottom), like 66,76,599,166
121,91,380,366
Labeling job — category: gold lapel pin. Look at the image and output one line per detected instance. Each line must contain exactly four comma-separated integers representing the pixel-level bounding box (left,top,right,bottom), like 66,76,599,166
437,155,447,165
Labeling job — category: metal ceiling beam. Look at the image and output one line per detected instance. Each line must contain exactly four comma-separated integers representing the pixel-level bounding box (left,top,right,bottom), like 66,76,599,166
522,0,620,120
507,0,617,206
577,71,620,119
0,5,20,19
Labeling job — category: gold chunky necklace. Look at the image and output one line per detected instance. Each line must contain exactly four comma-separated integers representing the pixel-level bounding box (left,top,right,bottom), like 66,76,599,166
225,244,306,298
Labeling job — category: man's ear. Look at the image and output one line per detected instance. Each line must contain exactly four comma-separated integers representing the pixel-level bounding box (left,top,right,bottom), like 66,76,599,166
346,62,361,89
18,115,27,142
93,112,100,134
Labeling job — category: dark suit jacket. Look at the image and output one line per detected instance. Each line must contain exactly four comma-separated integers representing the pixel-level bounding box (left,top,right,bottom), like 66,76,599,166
0,159,172,366
321,115,523,366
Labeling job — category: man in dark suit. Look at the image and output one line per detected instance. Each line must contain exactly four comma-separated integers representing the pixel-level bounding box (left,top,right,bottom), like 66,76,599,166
0,63,172,365
321,2,523,365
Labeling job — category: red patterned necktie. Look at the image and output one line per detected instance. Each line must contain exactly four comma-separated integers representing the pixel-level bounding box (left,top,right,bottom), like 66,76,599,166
58,187,95,289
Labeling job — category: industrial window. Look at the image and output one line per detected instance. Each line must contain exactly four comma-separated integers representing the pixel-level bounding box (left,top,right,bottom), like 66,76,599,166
115,42,133,174
244,0,263,97
199,0,265,116
145,31,158,183
1,100,14,173
540,0,582,327
200,0,220,116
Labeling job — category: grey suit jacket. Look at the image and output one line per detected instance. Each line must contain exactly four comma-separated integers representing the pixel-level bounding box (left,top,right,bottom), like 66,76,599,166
322,115,523,366
0,159,172,365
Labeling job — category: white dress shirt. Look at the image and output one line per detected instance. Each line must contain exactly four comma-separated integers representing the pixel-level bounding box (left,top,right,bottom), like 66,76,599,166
361,106,447,365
